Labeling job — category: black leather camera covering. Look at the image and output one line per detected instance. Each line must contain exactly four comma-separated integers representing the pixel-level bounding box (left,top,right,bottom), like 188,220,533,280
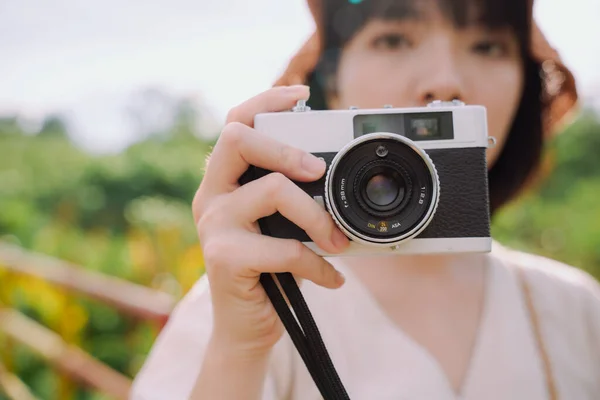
238,147,490,242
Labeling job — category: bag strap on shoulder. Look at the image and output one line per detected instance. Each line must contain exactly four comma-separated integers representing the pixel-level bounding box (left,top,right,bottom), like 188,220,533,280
515,267,558,400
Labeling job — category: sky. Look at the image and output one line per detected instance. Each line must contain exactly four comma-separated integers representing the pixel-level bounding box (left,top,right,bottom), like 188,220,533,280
1,0,599,153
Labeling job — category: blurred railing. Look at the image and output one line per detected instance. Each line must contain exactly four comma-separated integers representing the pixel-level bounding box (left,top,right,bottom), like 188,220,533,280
0,242,177,399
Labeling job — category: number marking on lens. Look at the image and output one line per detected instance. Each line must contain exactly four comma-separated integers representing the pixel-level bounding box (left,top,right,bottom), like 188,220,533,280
340,178,349,208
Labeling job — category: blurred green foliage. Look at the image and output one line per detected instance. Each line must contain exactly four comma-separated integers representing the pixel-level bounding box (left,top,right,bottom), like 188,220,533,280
0,102,599,399
0,107,214,399
492,109,600,279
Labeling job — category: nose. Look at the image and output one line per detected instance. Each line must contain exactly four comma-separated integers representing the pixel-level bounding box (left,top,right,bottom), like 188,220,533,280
415,40,465,105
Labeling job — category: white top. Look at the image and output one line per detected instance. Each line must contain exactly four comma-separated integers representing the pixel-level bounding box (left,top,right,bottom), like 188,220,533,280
130,242,600,399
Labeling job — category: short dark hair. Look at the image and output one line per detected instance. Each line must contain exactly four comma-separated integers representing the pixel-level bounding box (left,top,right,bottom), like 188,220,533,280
305,0,544,217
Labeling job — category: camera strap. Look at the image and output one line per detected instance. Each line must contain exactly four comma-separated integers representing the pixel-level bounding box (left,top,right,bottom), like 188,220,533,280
260,272,351,400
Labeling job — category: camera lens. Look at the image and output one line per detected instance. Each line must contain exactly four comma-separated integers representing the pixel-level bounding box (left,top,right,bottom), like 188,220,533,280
355,162,410,217
325,133,440,246
365,173,400,206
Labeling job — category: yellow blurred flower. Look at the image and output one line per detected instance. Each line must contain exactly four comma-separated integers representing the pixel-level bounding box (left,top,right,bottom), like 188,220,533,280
177,245,205,294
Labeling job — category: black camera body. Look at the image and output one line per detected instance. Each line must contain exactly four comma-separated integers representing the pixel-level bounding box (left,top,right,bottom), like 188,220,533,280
240,101,494,256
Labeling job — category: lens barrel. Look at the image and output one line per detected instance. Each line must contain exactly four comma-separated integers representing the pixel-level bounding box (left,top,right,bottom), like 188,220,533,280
325,133,440,246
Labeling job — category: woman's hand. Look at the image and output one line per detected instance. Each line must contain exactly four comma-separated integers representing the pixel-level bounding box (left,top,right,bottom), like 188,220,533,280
192,85,350,357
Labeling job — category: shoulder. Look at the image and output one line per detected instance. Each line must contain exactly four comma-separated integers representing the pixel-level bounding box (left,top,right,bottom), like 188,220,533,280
129,275,214,399
491,241,600,361
492,240,600,306
130,275,296,399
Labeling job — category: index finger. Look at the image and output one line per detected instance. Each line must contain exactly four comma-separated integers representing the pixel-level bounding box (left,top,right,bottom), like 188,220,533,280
226,85,310,127
201,122,326,197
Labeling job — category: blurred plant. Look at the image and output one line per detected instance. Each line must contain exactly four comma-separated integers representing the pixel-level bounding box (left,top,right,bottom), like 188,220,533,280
492,107,600,278
0,97,210,399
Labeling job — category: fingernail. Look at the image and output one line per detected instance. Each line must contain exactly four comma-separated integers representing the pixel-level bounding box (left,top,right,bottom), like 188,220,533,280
336,271,346,286
287,85,309,95
331,229,349,250
302,153,325,174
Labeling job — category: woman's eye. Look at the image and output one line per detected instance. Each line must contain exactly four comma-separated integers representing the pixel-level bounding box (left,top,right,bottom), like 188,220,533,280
373,34,410,50
472,40,508,57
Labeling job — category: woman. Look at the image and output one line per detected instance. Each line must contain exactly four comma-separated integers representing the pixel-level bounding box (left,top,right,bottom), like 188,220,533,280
131,0,599,399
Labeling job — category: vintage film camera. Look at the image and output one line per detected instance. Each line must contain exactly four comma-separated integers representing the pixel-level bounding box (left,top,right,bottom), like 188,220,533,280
240,100,496,256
